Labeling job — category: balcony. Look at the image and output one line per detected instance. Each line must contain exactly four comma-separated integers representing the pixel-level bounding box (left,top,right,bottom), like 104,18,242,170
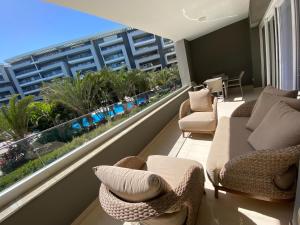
34,45,93,63
0,85,293,225
98,37,124,48
133,35,156,48
165,51,177,64
15,68,40,79
161,38,174,48
71,62,97,76
68,56,94,65
135,53,161,70
66,87,292,225
4,0,300,224
10,59,33,70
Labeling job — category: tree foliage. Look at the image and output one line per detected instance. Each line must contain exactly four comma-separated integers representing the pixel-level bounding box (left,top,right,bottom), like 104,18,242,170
0,95,34,140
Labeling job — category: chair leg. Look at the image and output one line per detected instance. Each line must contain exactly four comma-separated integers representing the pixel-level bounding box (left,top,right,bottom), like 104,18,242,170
240,83,243,99
214,187,219,199
182,131,186,138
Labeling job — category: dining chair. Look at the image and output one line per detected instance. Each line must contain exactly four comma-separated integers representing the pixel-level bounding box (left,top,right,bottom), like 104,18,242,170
227,71,245,98
203,77,224,100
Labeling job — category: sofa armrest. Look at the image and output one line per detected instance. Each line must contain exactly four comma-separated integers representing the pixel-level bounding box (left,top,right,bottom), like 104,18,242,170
231,100,256,117
115,156,146,170
179,99,191,120
220,145,300,197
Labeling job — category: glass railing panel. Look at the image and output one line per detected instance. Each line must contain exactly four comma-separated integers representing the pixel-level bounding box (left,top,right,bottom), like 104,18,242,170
0,85,182,193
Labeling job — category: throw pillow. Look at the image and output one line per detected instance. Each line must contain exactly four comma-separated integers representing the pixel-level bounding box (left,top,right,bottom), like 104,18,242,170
188,88,212,112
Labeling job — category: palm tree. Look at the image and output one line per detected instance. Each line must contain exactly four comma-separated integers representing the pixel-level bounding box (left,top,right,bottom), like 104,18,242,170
42,73,106,115
0,95,34,141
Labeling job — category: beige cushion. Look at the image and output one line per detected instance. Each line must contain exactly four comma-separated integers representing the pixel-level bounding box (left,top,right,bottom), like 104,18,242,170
146,155,201,189
273,165,298,190
250,86,299,119
246,93,300,131
206,117,254,185
248,101,300,150
141,206,187,225
263,85,298,98
94,166,170,202
178,112,216,132
188,89,212,112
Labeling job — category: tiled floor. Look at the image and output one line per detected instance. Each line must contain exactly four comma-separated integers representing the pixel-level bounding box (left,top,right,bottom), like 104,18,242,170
72,86,293,225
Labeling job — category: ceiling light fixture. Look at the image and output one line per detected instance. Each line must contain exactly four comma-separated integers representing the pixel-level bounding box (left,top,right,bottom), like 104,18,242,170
182,8,238,23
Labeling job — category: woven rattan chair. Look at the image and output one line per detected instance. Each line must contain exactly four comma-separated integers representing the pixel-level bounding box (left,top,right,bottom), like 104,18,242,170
98,156,205,225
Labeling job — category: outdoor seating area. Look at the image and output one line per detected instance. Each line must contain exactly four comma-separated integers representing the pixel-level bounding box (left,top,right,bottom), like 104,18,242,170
72,86,295,225
1,0,300,225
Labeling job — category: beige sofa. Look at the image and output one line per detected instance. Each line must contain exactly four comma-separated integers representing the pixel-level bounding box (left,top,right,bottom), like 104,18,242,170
95,155,205,225
206,100,300,201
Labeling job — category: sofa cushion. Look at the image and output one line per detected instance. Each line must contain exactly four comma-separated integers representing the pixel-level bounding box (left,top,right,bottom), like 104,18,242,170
206,117,254,185
178,112,216,132
146,155,201,189
262,85,298,98
94,165,171,202
274,165,298,190
246,93,300,131
248,101,300,150
188,89,212,112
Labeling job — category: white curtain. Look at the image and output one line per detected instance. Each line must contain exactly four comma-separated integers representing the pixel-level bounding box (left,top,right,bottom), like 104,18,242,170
278,0,294,90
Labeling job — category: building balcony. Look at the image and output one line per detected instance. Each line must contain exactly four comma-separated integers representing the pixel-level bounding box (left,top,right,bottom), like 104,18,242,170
135,54,161,69
141,64,162,71
23,88,41,95
104,55,125,64
68,55,94,65
15,69,41,79
165,51,177,64
98,37,124,48
19,73,65,87
11,60,34,70
132,45,159,56
161,38,174,48
71,63,97,76
133,37,156,48
34,45,93,63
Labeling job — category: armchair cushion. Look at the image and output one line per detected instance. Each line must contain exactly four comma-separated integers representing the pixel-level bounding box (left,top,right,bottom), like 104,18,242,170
146,155,202,189
248,101,300,150
188,88,212,112
94,165,171,202
246,93,300,131
178,112,216,132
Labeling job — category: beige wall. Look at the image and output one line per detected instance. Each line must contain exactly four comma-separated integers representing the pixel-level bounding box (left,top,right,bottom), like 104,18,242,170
1,89,189,225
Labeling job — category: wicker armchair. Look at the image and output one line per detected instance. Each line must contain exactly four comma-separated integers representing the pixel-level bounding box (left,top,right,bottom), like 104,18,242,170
206,100,300,201
178,96,218,137
98,156,205,225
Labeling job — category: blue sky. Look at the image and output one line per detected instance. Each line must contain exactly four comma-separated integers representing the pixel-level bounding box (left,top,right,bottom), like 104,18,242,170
0,0,124,62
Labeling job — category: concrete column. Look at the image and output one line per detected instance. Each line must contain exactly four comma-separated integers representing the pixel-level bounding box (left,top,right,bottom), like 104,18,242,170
175,40,193,86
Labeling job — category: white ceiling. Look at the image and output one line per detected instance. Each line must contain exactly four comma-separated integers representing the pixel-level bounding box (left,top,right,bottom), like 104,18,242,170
47,0,250,41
